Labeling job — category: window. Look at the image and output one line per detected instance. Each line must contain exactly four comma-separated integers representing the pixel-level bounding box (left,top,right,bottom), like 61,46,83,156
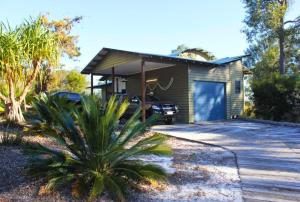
235,80,241,94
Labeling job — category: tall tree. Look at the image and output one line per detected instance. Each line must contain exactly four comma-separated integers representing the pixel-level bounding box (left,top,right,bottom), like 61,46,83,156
0,17,60,123
242,0,300,74
35,15,82,93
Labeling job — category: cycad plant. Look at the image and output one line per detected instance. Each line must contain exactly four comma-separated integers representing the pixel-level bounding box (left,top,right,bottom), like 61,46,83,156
25,95,171,201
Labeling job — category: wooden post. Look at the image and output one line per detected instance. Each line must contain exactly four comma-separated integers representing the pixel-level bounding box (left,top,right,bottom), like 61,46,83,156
116,77,119,93
105,79,108,101
112,67,115,95
91,73,94,95
141,60,146,123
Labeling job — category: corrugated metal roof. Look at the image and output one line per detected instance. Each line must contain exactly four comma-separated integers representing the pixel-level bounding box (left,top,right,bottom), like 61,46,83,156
210,55,249,65
81,48,249,74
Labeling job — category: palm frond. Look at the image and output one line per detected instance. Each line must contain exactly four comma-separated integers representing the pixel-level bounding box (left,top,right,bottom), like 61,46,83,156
25,95,171,201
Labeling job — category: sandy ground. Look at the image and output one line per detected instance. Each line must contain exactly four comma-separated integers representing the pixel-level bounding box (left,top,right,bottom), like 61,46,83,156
0,134,242,202
130,137,243,202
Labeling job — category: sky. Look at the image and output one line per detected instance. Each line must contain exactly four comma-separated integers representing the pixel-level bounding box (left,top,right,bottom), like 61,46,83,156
1,0,300,71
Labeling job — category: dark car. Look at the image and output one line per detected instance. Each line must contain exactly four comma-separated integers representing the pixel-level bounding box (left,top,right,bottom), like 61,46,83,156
52,91,81,104
124,95,179,124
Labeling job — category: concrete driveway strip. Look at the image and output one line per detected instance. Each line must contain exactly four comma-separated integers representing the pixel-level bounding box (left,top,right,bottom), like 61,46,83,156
152,120,300,202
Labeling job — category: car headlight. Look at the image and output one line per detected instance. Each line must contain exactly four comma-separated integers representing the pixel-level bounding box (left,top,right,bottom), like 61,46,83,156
152,105,161,110
175,105,179,112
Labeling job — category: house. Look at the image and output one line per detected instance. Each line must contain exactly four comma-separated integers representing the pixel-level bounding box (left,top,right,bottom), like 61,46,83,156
81,47,250,123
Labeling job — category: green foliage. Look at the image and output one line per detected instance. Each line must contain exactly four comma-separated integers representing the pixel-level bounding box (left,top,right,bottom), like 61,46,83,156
0,99,4,114
24,93,77,125
25,95,171,201
64,70,87,93
0,16,61,122
47,69,87,93
47,70,68,92
243,0,300,121
242,0,300,74
41,14,82,58
242,0,289,40
243,101,255,118
251,73,300,121
251,46,280,79
35,15,82,94
0,126,23,146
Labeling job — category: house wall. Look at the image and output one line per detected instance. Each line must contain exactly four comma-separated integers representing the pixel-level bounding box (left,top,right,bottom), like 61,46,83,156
188,61,244,123
126,61,244,123
229,60,244,116
126,64,189,122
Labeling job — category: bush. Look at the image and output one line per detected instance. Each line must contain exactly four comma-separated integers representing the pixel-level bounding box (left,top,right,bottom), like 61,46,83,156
24,95,171,201
0,125,23,146
243,101,255,118
24,93,78,125
251,73,300,121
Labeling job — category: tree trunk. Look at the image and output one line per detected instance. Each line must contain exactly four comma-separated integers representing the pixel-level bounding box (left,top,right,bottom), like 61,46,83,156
4,61,41,123
5,101,24,123
42,67,51,92
279,27,285,74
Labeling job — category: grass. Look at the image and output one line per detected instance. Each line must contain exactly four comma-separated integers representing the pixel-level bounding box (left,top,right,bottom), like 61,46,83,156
0,125,23,146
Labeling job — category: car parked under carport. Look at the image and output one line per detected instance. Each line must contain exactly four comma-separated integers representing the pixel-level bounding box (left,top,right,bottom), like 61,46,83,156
81,47,250,123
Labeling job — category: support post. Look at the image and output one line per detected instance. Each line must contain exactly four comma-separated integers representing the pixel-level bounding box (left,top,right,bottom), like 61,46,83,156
91,73,94,95
112,67,115,95
141,60,146,123
105,79,108,101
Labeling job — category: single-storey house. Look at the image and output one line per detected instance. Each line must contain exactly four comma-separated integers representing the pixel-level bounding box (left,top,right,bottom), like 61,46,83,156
81,48,250,123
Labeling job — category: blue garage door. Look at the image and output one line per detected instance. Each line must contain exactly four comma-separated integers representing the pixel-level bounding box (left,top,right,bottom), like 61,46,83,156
194,81,226,122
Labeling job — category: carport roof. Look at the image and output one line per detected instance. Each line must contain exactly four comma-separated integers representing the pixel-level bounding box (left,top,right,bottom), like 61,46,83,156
81,48,218,75
210,55,250,65
81,47,249,75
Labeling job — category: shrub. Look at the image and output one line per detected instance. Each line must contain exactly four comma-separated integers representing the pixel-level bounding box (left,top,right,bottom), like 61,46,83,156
24,95,171,201
0,125,23,146
24,93,78,126
243,101,255,118
251,73,300,121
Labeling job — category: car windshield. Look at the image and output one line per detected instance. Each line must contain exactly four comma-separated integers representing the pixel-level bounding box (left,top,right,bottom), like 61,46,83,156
148,95,160,102
145,95,160,102
56,92,81,101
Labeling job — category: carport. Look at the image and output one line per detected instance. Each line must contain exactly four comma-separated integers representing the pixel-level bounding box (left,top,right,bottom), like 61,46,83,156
81,48,218,122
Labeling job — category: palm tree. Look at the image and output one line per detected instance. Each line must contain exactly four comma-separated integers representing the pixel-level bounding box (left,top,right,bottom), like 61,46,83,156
0,17,60,123
25,95,171,201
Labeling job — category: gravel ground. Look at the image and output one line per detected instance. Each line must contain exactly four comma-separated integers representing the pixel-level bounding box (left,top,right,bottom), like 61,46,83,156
0,134,242,202
129,138,243,202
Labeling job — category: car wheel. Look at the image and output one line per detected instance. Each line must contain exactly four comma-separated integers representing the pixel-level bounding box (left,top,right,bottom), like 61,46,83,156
164,118,174,125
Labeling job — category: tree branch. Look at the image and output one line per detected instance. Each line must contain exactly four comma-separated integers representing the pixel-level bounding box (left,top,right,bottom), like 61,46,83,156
284,16,300,25
284,20,299,25
18,61,41,103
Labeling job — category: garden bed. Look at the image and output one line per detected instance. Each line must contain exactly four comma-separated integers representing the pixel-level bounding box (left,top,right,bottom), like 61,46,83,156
0,135,242,202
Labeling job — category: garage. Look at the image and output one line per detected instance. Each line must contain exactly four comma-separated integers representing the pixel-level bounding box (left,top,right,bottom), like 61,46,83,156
82,48,247,123
194,81,226,122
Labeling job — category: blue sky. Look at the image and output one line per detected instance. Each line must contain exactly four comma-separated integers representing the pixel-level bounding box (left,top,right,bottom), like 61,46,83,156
1,0,300,71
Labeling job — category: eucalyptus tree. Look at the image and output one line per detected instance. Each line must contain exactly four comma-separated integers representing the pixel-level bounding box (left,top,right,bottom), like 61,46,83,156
242,0,300,74
0,17,60,123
